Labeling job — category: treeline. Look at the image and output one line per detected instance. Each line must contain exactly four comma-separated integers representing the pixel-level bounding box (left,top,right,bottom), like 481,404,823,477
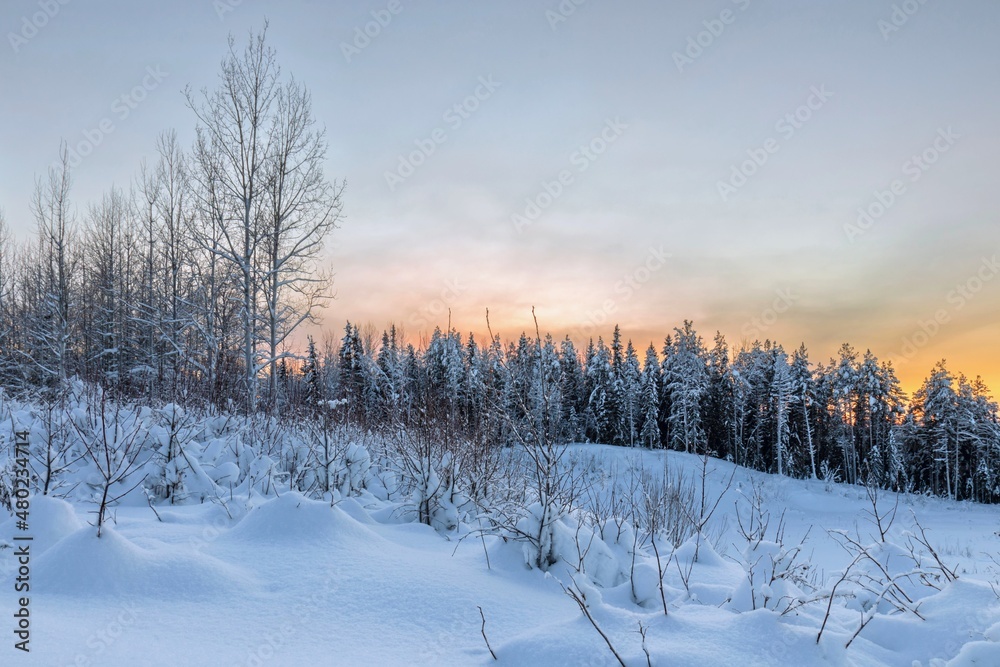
289,320,998,503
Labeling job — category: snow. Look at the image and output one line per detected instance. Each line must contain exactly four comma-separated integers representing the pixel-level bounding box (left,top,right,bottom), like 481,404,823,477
0,494,80,555
32,526,253,599
2,444,1000,666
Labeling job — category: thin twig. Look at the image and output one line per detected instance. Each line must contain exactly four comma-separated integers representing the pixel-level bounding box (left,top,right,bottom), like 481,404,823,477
638,621,652,667
477,606,497,661
563,580,627,667
145,491,162,522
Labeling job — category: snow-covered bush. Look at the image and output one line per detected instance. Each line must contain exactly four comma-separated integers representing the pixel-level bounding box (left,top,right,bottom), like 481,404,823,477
387,418,480,533
147,404,214,504
69,396,150,537
297,402,377,500
729,533,812,613
513,499,563,570
728,480,813,613
335,441,371,497
27,400,78,497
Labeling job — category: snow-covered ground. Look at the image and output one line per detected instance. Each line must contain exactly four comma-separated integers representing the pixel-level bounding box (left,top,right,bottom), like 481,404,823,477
2,444,999,666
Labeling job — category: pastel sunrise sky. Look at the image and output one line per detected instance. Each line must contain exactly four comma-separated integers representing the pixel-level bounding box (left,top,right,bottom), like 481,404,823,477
1,0,998,393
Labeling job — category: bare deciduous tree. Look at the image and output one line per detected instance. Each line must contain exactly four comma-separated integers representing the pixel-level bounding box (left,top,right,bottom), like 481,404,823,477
186,25,281,413
26,146,78,393
259,76,342,411
0,209,15,382
187,23,340,414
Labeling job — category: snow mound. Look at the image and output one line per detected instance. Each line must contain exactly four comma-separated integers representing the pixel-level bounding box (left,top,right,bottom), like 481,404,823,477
225,491,377,545
984,621,1000,643
31,527,252,598
0,494,81,554
947,641,1000,666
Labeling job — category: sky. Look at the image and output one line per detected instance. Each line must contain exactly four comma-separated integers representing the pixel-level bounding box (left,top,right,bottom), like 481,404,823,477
1,0,998,395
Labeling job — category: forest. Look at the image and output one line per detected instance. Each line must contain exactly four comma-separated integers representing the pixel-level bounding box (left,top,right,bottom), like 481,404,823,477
0,27,997,512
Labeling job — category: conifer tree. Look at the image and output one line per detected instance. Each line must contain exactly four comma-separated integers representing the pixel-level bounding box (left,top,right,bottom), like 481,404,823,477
586,338,613,443
663,321,708,453
638,343,661,448
302,335,323,410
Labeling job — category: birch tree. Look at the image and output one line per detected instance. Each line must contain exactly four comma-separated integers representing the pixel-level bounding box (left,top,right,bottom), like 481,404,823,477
186,25,280,412
27,146,78,394
0,210,14,383
771,346,792,477
187,23,340,412
83,187,134,392
259,76,343,410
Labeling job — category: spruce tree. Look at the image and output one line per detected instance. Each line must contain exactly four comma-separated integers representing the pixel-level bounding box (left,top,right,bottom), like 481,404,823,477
638,344,661,448
302,335,323,410
663,321,708,454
